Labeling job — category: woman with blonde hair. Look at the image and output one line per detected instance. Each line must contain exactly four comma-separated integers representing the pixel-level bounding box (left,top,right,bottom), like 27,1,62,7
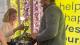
0,8,19,45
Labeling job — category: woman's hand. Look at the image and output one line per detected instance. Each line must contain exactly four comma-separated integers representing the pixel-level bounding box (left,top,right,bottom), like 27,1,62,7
16,24,24,30
13,24,24,33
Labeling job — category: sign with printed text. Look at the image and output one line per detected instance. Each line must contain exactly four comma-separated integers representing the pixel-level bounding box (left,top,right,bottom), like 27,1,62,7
56,0,80,45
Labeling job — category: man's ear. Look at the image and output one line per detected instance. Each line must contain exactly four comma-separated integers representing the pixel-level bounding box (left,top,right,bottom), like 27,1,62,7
45,0,50,5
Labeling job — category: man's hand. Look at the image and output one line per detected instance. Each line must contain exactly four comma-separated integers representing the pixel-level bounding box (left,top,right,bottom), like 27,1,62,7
31,30,39,39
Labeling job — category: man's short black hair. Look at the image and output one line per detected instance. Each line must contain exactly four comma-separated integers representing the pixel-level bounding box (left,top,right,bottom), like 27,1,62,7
50,0,55,2
50,0,55,3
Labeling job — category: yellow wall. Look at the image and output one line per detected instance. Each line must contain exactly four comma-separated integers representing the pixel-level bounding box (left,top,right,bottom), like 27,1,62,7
56,0,80,45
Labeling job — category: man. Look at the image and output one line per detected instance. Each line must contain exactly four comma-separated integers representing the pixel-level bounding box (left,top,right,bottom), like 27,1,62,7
32,0,65,45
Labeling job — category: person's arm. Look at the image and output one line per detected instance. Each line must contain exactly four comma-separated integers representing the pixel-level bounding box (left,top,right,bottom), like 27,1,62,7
6,24,24,37
1,41,8,45
5,28,17,37
37,6,62,41
0,32,7,45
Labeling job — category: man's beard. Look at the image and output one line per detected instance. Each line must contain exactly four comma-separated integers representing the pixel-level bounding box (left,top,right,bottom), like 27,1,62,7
43,4,48,11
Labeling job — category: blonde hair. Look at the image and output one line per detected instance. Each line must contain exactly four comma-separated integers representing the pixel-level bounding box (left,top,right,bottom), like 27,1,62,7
3,8,17,22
